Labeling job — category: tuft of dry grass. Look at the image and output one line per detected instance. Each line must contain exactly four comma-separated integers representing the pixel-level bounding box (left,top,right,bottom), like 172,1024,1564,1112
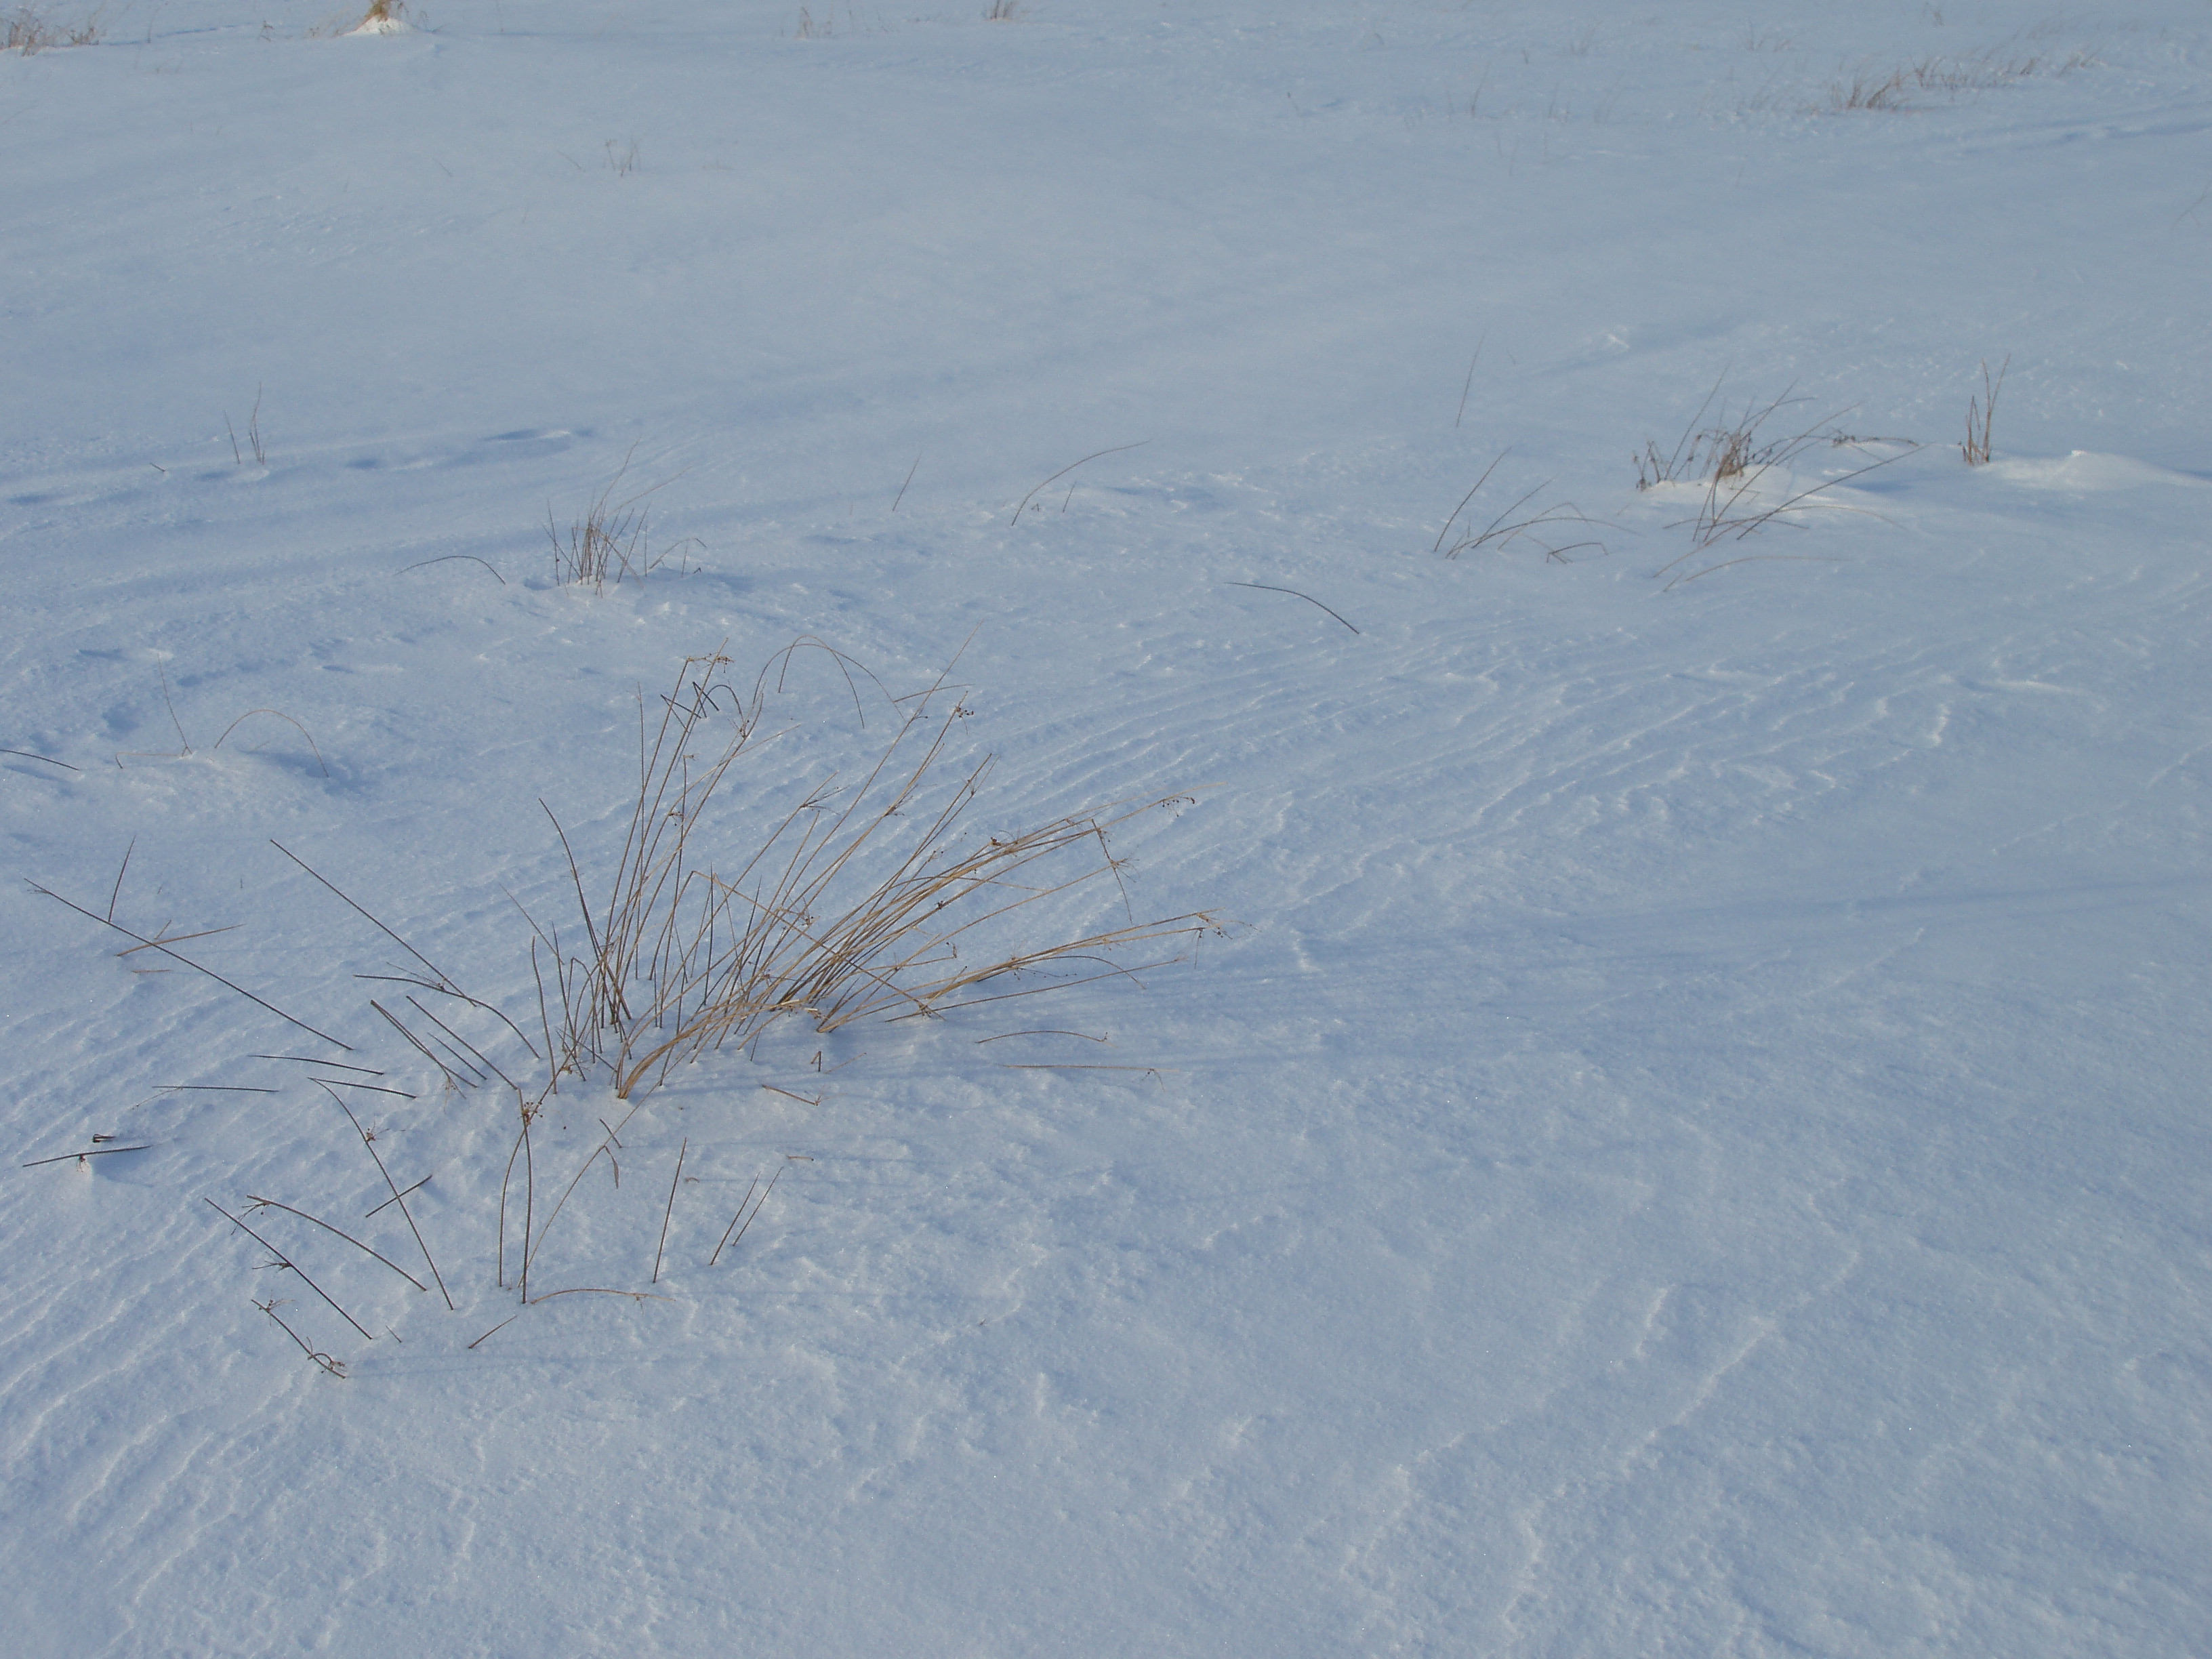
1828,68,1912,112
4,6,102,52
1433,451,1607,564
1639,377,1918,578
37,640,1218,1370
548,449,698,589
1823,49,2089,114
519,641,1219,1105
223,386,266,468
1635,381,1813,493
493,640,1219,1309
1960,355,2008,466
350,0,406,33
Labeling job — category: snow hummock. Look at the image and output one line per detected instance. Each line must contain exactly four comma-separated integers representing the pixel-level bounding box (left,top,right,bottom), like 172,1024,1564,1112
344,3,409,35
1985,450,2212,491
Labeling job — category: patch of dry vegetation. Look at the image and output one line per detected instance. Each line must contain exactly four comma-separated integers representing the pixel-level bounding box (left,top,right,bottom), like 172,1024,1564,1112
522,643,1218,1103
3,6,102,53
30,640,1221,1370
1825,48,2094,112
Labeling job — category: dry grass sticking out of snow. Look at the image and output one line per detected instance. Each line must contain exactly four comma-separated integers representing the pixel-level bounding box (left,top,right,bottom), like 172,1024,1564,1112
1961,355,2010,466
3,5,101,52
1635,380,1923,583
546,451,697,589
1824,47,2098,112
345,0,409,37
29,640,1222,1371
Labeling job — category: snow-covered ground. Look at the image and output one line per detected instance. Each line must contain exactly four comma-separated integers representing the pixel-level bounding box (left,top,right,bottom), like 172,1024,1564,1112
4,1,2209,1651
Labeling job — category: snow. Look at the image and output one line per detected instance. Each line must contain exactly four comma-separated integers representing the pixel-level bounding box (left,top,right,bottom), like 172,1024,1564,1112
3,1,2209,1652
1986,450,2212,491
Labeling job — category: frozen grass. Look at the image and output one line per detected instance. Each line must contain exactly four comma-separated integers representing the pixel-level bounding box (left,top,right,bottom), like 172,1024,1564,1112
1961,354,2009,466
547,451,697,589
3,5,101,52
788,6,886,40
477,641,1221,1315
1432,451,1607,563
1824,49,2095,112
522,643,1220,1106
30,637,1219,1369
348,0,407,36
1633,380,1844,496
224,386,266,468
1638,380,1919,579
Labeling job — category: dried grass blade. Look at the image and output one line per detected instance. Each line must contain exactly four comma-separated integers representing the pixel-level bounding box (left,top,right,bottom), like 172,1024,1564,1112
316,1082,454,1311
27,881,352,1050
245,1195,430,1291
205,1197,375,1341
271,840,453,989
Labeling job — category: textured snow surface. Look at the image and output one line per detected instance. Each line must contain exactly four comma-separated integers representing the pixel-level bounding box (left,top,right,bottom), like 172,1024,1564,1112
3,2,2209,1653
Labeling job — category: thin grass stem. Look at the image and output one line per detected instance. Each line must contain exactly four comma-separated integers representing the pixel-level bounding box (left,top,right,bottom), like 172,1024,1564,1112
316,1083,453,1311
653,1139,687,1284
245,1195,431,1291
206,1197,375,1341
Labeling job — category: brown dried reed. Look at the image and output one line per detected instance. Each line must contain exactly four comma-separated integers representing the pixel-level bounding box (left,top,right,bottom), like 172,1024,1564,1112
1961,356,2008,466
548,449,697,590
1639,379,1917,577
518,640,1217,1106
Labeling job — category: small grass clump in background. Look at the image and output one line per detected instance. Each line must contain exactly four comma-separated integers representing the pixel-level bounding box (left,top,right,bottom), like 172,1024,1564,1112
349,0,407,35
1638,377,1919,580
1824,49,2095,114
548,450,699,589
1960,355,2008,466
4,6,102,52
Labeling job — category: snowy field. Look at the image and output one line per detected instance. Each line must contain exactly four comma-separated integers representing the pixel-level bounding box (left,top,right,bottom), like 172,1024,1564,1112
4,0,2209,1651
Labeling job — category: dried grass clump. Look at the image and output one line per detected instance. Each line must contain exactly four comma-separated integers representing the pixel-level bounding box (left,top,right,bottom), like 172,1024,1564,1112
349,0,408,35
1432,451,1607,564
1635,382,1814,495
4,6,102,52
1824,49,2089,113
1638,377,1917,581
30,638,1221,1371
1960,355,2007,466
548,451,697,589
1828,68,1912,112
522,642,1218,1104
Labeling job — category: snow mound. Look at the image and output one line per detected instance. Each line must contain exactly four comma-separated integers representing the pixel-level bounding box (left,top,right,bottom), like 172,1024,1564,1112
1640,464,1889,525
1985,451,2211,491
